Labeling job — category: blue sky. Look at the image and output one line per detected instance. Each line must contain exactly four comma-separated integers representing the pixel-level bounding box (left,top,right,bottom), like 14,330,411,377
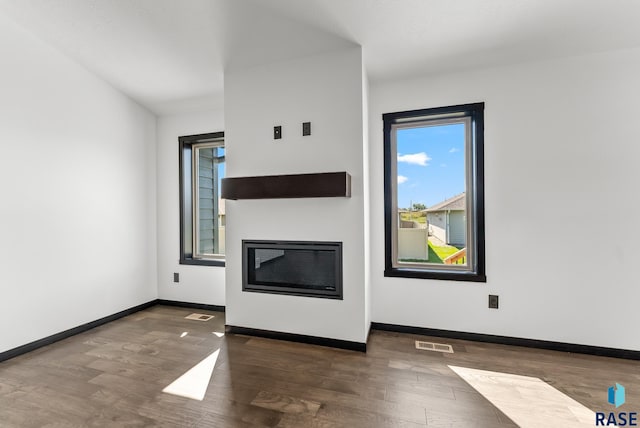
397,123,465,209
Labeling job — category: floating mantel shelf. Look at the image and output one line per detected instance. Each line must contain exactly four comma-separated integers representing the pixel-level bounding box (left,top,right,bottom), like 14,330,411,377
221,172,351,200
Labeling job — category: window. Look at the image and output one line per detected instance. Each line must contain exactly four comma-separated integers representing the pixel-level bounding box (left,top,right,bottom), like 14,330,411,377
179,132,225,266
383,103,485,282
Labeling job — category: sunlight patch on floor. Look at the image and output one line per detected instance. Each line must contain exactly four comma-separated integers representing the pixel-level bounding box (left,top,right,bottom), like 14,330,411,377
449,365,595,427
163,349,219,401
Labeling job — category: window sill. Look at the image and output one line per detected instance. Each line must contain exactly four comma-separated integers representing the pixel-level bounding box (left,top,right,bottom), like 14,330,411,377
180,258,225,267
384,267,486,283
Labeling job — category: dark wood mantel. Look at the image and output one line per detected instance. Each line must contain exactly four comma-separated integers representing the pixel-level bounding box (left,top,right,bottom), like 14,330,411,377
221,172,351,200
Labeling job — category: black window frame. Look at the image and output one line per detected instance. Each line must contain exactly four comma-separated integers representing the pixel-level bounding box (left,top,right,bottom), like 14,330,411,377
179,131,225,267
383,103,485,282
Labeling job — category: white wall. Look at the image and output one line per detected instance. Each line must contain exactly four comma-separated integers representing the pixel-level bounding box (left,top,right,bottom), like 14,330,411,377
224,47,369,343
0,15,157,353
156,109,226,306
362,64,372,333
370,47,640,351
427,213,447,244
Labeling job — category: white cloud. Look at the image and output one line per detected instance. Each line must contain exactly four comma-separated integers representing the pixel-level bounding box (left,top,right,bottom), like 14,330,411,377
397,152,431,166
397,175,408,184
449,148,460,153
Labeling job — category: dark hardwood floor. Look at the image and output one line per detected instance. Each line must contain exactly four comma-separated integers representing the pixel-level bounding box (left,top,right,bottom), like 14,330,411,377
0,305,638,427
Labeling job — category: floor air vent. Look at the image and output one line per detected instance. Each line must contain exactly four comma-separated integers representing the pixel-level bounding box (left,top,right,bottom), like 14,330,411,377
185,313,214,321
415,340,454,353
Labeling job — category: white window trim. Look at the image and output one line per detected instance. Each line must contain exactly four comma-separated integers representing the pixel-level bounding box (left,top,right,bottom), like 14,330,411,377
192,142,225,260
390,116,476,273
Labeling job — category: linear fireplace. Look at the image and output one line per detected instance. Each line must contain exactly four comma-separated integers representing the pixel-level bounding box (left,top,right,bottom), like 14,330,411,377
242,240,343,299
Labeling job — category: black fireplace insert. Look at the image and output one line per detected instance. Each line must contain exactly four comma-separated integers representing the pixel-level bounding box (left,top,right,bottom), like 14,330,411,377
242,240,343,299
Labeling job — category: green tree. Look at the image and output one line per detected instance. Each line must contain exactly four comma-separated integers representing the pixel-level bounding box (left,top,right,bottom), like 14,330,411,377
412,203,426,211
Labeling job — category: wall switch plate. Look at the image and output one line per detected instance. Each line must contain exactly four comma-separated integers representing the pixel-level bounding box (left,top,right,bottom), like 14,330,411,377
488,295,499,309
173,273,179,283
274,126,282,139
302,122,311,136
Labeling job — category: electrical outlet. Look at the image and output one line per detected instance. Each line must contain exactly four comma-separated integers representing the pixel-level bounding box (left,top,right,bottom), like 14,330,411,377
274,126,282,139
173,273,179,283
302,122,311,136
488,295,499,309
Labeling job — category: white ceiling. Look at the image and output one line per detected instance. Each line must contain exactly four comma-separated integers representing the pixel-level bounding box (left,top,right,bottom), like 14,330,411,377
1,0,640,115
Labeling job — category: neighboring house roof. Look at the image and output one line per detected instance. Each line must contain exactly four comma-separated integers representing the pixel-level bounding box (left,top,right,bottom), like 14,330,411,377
424,193,465,212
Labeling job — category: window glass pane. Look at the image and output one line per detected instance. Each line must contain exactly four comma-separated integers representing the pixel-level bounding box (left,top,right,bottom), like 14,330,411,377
196,145,225,257
396,122,467,266
182,146,193,256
